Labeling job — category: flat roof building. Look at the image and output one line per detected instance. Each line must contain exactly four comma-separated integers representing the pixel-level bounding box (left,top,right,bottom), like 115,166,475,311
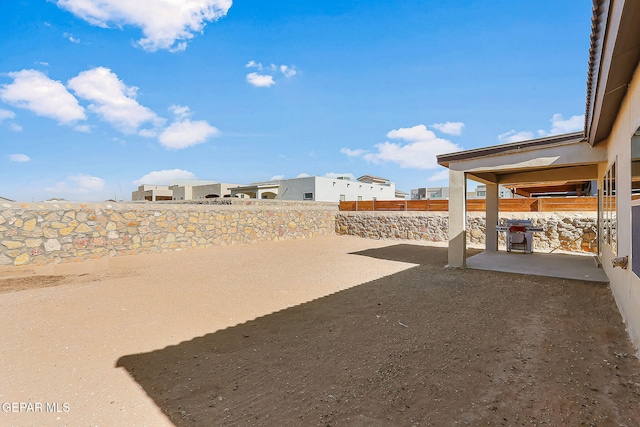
230,175,405,202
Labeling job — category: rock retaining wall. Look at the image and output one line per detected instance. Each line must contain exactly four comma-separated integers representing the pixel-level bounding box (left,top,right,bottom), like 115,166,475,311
336,211,598,253
0,200,338,266
0,200,599,266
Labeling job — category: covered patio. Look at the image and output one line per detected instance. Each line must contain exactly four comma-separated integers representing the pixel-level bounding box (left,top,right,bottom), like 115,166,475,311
466,250,608,283
437,131,609,282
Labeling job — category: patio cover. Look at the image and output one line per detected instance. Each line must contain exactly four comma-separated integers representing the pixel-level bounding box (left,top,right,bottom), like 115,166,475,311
436,131,608,268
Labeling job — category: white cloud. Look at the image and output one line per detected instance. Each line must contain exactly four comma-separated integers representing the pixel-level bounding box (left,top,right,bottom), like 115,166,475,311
133,169,196,186
9,123,22,132
497,130,535,144
340,148,367,157
430,121,465,136
55,0,232,52
296,173,311,178
386,124,433,141
280,65,296,78
246,60,262,70
45,174,106,195
324,172,356,181
0,69,86,124
68,67,161,134
342,124,461,170
548,113,584,135
9,154,31,163
0,109,16,121
63,32,80,43
427,169,449,182
246,72,275,88
498,113,585,143
74,124,91,133
138,128,158,138
245,61,297,87
158,119,219,149
169,104,191,119
270,175,285,181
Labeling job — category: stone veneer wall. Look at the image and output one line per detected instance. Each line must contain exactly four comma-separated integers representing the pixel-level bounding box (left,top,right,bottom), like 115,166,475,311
0,199,338,266
336,211,598,253
0,200,599,267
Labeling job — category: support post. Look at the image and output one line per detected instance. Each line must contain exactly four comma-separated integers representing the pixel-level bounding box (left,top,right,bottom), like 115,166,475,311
447,170,467,268
485,183,499,251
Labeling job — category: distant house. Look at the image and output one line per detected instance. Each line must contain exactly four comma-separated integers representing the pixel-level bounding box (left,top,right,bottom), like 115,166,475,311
230,175,405,202
411,187,450,200
170,182,242,200
411,185,512,200
395,189,409,199
470,185,514,199
131,185,173,201
131,180,243,201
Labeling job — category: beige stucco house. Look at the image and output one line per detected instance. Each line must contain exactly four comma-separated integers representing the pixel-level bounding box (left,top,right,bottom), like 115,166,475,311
437,0,640,352
132,180,243,201
230,175,404,202
131,185,173,201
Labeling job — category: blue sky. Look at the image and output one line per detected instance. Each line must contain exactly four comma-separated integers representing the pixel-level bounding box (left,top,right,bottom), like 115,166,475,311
0,0,592,202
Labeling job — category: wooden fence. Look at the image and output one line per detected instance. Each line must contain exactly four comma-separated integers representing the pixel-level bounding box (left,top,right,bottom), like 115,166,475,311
339,197,598,212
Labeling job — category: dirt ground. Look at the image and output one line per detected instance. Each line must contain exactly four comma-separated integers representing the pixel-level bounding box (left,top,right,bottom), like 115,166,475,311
1,236,639,426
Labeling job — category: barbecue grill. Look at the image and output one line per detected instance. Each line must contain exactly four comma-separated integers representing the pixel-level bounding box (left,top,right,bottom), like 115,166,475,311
496,219,543,253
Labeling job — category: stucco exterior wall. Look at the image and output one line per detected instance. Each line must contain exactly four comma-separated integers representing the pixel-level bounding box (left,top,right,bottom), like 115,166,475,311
598,61,640,352
0,200,338,266
336,211,598,253
314,177,396,202
275,176,397,202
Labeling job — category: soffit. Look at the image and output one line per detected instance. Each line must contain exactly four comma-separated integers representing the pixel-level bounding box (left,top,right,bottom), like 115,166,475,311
586,0,640,145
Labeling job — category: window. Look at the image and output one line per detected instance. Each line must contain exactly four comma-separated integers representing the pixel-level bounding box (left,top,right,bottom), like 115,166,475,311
632,132,640,275
303,192,313,200
339,194,345,202
477,191,486,197
602,160,617,255
357,196,362,201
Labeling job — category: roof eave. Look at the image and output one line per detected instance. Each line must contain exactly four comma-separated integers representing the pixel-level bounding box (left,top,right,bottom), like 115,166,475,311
437,132,585,167
585,0,640,145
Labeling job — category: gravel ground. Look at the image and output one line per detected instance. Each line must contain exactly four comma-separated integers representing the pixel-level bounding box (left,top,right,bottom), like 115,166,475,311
1,236,639,426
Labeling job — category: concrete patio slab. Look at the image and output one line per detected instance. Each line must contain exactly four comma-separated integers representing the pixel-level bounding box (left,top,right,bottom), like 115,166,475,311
466,250,609,283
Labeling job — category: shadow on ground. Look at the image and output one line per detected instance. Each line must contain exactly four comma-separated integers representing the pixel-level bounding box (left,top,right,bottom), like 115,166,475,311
349,243,482,265
117,245,640,426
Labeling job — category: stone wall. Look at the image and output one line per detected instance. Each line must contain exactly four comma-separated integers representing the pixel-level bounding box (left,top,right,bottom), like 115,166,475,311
0,200,338,266
336,211,598,253
0,199,599,267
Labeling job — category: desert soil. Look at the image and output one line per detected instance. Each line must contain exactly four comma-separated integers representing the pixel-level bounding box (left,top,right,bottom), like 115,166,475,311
0,235,639,426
